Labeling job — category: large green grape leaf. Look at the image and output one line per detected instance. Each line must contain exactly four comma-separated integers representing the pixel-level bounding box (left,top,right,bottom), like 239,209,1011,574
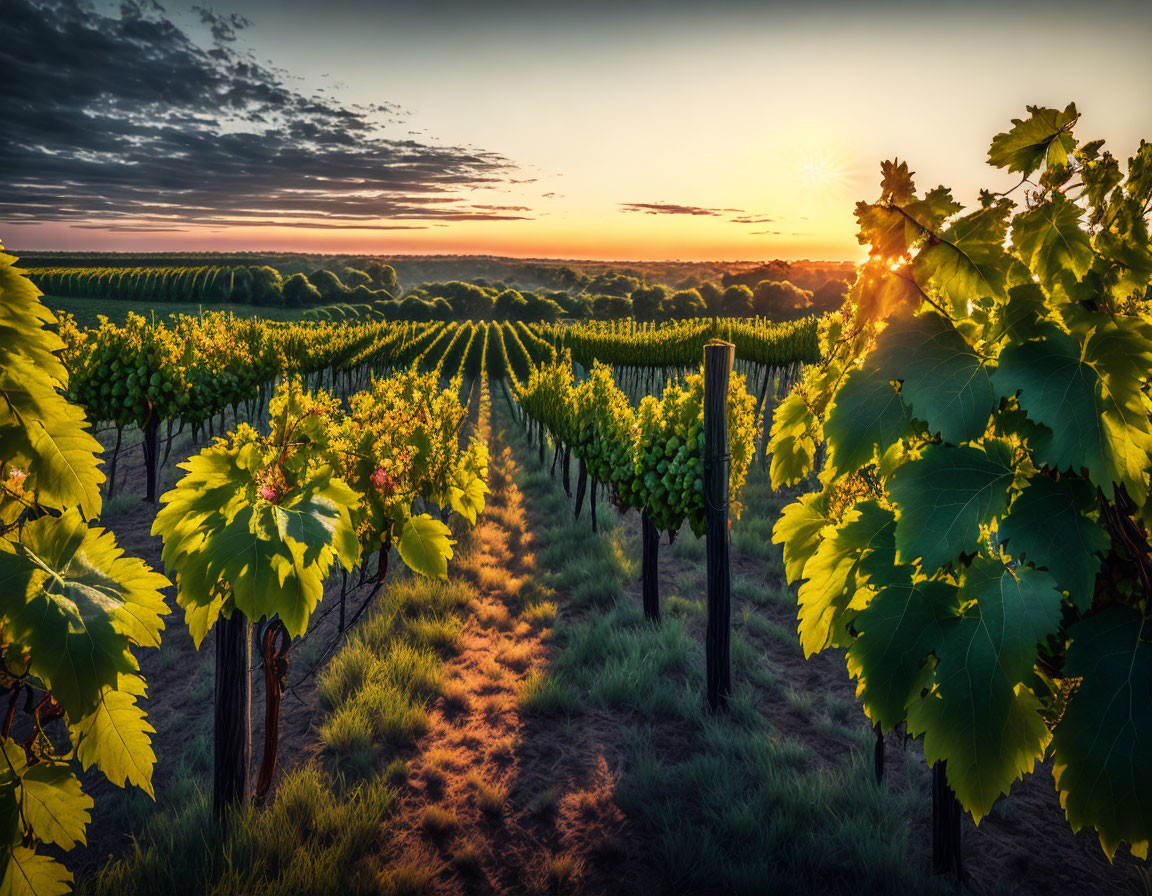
1010,192,1094,287
17,761,92,851
449,472,489,526
69,682,156,796
913,204,1012,306
773,490,827,583
988,103,1078,176
0,359,103,520
887,445,1013,572
214,506,289,626
0,510,169,718
907,558,1062,819
271,471,360,571
1051,608,1152,859
823,364,910,473
0,846,71,896
987,283,1047,344
991,324,1152,498
998,476,1108,612
396,513,455,579
847,577,957,732
767,389,816,489
796,501,900,656
873,311,995,444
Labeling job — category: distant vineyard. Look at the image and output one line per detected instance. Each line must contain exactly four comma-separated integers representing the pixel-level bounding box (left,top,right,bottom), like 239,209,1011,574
28,265,263,303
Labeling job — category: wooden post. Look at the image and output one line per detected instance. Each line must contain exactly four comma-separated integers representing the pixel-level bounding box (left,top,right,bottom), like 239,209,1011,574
143,412,161,505
574,458,587,519
641,511,660,622
214,610,251,820
590,478,598,533
704,341,734,711
562,445,571,497
874,723,884,783
932,761,963,878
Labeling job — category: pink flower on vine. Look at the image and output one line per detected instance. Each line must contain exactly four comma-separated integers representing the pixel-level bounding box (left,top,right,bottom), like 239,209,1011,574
370,467,396,495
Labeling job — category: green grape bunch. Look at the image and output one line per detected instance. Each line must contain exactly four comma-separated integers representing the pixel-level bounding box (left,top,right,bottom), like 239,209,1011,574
770,104,1152,860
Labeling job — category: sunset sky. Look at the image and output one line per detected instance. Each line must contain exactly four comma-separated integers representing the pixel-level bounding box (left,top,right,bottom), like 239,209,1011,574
5,0,1152,261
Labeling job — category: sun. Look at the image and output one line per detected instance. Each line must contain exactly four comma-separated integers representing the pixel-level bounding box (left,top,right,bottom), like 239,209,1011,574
793,156,850,197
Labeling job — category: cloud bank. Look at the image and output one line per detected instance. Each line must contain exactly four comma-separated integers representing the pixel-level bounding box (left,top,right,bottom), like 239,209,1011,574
1,0,527,233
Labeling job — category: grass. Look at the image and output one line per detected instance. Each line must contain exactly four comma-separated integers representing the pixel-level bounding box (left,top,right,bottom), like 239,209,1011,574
86,766,394,896
468,772,507,815
88,465,487,895
507,419,943,896
523,600,558,626
518,669,579,716
421,804,458,836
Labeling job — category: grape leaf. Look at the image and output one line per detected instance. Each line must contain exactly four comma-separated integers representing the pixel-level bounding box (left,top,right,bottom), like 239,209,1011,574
0,509,169,718
396,513,455,579
988,103,1078,176
913,204,1012,306
0,846,71,896
767,390,816,489
69,684,156,796
823,363,910,473
1051,608,1152,859
907,558,1062,819
887,444,1014,572
0,360,104,520
991,324,1152,498
1011,192,1094,287
18,762,92,851
772,490,828,583
796,501,898,656
873,311,994,444
998,475,1108,612
847,577,957,732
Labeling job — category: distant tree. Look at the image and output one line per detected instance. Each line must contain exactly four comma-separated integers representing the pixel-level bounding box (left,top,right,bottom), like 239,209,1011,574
362,261,399,295
522,294,564,322
721,260,792,289
348,284,375,304
399,295,434,321
345,269,372,289
428,297,454,321
307,269,348,303
720,284,754,317
587,272,640,297
494,288,528,319
592,294,633,320
667,288,705,318
282,273,322,307
811,277,850,311
427,281,493,318
248,265,283,305
226,266,253,303
373,298,400,320
751,279,813,319
698,281,723,316
630,284,669,321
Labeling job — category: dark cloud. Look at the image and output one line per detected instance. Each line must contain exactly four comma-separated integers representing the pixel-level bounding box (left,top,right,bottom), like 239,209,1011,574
620,202,734,216
731,215,775,224
0,0,526,233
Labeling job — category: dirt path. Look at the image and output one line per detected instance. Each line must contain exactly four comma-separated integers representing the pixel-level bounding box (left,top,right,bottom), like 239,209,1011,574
378,442,653,895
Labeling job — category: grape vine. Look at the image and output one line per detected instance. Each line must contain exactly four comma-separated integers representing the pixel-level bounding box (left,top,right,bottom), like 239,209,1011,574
770,104,1152,859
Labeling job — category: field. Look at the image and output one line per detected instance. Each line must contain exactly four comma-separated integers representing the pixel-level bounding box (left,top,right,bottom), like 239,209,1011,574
6,148,1152,893
3,100,1152,896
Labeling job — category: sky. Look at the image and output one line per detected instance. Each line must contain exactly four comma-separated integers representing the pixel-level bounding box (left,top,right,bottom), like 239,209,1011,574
4,0,1151,262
